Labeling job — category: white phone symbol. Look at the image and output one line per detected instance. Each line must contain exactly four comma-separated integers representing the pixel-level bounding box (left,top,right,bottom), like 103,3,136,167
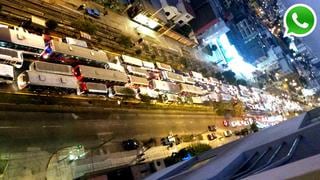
292,12,309,29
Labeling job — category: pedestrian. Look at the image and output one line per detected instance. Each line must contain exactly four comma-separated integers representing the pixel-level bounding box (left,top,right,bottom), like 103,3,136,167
77,3,86,11
103,8,108,16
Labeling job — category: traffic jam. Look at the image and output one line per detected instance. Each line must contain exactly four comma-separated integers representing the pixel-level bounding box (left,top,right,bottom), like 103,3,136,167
0,25,302,117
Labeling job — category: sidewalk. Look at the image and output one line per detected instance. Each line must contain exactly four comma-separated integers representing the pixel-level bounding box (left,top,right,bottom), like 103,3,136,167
0,133,238,179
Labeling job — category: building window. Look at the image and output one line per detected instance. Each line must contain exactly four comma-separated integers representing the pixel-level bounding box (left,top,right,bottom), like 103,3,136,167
185,15,191,19
178,20,184,24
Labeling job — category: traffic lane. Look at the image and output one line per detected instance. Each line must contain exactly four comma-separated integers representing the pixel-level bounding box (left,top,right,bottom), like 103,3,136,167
0,111,224,138
0,111,226,150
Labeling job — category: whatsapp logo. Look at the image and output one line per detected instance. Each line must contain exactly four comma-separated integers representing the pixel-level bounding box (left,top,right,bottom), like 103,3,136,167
284,4,317,37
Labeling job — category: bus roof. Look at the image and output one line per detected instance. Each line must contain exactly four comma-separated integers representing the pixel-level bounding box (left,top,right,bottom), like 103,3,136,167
0,64,14,78
50,40,108,63
180,83,204,95
129,75,149,86
162,71,184,83
184,76,195,85
26,70,78,89
0,27,45,49
121,55,143,67
78,65,128,83
113,86,136,97
190,71,203,79
142,61,155,69
85,82,108,94
127,65,148,77
31,61,73,76
191,96,203,104
152,80,180,93
156,62,172,71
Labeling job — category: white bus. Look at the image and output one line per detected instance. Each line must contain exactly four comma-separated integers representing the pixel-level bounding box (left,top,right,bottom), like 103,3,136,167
161,71,185,83
29,61,74,76
180,83,204,95
152,80,180,94
0,47,24,68
0,27,45,53
156,62,172,72
73,65,128,85
80,82,108,95
49,40,109,65
121,55,143,67
142,60,155,70
17,71,79,94
190,71,203,81
129,75,149,87
126,65,148,77
0,64,14,84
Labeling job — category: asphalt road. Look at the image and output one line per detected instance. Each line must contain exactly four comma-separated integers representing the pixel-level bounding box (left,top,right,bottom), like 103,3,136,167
0,109,226,153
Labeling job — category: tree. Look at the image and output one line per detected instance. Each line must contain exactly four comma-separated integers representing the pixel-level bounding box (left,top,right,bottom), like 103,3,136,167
240,128,249,136
71,19,97,35
214,102,233,116
250,122,259,133
135,49,142,55
299,76,307,87
214,72,224,81
118,35,133,48
222,70,237,85
233,102,245,117
200,68,209,77
45,19,58,31
236,79,248,86
187,143,211,156
0,4,2,12
164,143,211,166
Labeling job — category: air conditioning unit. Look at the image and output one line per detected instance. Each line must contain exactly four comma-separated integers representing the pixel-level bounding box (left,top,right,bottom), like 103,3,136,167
163,6,181,20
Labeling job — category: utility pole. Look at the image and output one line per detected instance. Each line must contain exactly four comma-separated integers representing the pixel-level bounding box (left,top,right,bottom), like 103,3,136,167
150,7,163,18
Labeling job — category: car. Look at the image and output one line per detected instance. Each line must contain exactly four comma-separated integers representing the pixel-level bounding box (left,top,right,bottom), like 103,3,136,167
86,8,100,18
207,133,217,141
208,125,216,132
223,130,233,137
234,130,242,136
122,139,140,150
161,135,176,146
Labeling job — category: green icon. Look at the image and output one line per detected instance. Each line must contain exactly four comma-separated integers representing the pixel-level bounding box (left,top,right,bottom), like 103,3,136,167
284,4,317,37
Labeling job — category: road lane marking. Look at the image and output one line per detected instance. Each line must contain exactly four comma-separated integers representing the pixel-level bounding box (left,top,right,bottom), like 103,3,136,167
42,125,63,128
0,126,21,129
0,125,63,129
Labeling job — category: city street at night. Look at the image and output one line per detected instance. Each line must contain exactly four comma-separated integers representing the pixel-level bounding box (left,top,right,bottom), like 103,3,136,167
0,0,320,179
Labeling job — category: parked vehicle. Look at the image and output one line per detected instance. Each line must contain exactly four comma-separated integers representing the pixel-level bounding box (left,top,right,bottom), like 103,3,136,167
122,139,140,150
208,125,216,132
223,130,233,137
86,8,100,18
161,135,176,146
207,133,217,141
234,130,242,136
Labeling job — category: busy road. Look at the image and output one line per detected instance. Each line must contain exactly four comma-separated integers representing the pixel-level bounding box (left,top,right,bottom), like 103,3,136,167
0,0,305,157
0,106,227,153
